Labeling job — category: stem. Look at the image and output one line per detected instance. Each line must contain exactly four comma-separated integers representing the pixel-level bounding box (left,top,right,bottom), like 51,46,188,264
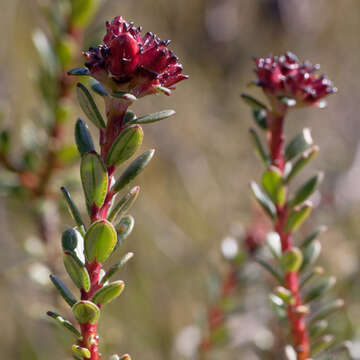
267,111,310,359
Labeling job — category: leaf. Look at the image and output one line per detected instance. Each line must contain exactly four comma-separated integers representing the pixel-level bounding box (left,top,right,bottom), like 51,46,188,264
46,311,81,338
123,111,136,124
303,277,336,304
112,92,137,102
284,203,312,233
241,93,267,110
108,187,140,222
57,144,79,165
309,320,328,339
92,280,125,305
273,286,295,305
285,128,313,161
114,215,135,250
113,150,155,193
310,299,344,325
261,166,286,205
250,182,276,219
70,0,100,27
130,110,175,124
249,128,269,166
75,118,95,156
68,67,90,76
266,232,281,259
61,228,79,252
285,146,319,183
61,187,86,236
0,130,10,154
300,266,324,288
76,83,106,129
84,220,117,263
289,173,323,207
252,109,267,130
72,300,100,324
280,248,303,272
101,252,134,285
63,251,90,291
301,226,327,249
106,125,143,166
49,274,77,307
80,152,108,207
72,345,91,359
311,335,334,357
90,80,108,96
253,256,283,283
301,240,322,271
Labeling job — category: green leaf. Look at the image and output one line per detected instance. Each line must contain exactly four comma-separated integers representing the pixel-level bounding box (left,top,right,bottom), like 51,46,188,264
261,166,285,205
46,311,81,338
154,84,171,96
252,109,267,130
62,228,79,252
285,146,319,183
289,173,323,207
303,277,336,304
301,226,327,249
285,203,312,233
80,152,108,207
114,215,135,250
311,335,334,357
249,128,269,166
70,0,99,27
0,130,10,154
72,345,91,359
130,110,175,124
250,182,276,219
113,150,155,193
301,240,322,271
90,80,108,96
309,320,328,339
92,280,125,305
57,145,79,165
273,286,295,305
112,92,137,102
241,93,267,110
254,256,283,283
61,186,85,236
75,118,95,156
123,111,136,124
285,128,313,161
68,67,90,76
49,274,77,307
63,251,90,291
76,83,106,129
101,252,134,285
300,266,324,288
280,248,303,272
106,125,143,166
72,300,100,324
108,186,140,222
84,220,117,263
310,299,344,325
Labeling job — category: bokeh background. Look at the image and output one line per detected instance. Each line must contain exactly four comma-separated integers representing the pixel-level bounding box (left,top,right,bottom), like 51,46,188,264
1,0,360,359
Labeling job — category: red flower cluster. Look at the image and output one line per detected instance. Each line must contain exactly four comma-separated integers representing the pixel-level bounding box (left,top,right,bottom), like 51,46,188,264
83,17,188,97
254,52,336,107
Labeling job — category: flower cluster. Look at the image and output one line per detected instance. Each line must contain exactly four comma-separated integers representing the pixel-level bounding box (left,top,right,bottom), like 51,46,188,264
83,16,188,97
254,52,337,107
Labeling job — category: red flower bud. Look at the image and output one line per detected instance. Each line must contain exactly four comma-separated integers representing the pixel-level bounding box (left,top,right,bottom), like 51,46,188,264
254,52,336,107
83,16,188,97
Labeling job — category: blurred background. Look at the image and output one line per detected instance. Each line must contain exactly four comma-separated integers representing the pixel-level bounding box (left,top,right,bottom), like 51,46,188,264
1,0,360,359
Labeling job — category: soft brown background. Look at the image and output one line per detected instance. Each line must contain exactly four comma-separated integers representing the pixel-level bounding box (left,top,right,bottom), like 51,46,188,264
1,0,360,359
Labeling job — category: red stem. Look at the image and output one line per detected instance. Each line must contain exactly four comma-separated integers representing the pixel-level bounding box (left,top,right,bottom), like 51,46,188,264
267,111,310,360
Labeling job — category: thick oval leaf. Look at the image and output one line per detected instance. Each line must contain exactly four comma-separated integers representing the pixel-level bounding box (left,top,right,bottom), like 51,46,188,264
84,220,117,263
252,109,267,130
290,173,323,207
46,311,81,338
80,152,108,207
63,252,90,291
250,182,276,219
75,118,95,155
130,110,175,124
90,79,108,96
92,280,125,305
273,286,295,305
106,125,143,166
68,67,90,76
61,186,85,236
114,215,135,250
61,228,79,252
280,248,303,272
285,203,312,233
285,128,313,161
123,111,136,124
72,300,100,324
101,252,134,284
72,344,91,359
76,83,106,128
50,274,77,307
113,150,155,193
301,240,322,271
261,166,285,205
108,186,140,222
112,91,137,102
